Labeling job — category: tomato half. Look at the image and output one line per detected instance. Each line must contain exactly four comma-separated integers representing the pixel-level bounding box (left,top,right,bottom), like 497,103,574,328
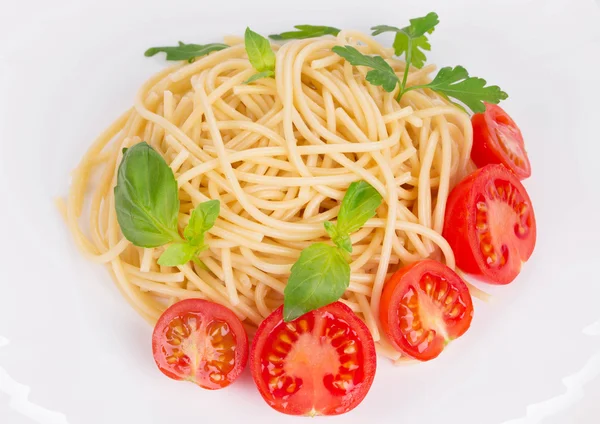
250,302,376,416
152,299,248,390
471,103,531,179
443,164,536,284
379,260,474,361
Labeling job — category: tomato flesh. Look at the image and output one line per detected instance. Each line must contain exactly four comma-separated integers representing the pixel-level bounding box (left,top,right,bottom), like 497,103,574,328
250,302,376,416
380,260,473,361
152,299,248,390
443,164,536,284
471,103,531,179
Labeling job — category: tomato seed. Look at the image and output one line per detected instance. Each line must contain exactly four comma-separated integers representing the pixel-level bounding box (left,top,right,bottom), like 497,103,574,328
447,305,461,319
268,354,283,363
298,320,309,332
343,344,357,354
210,373,223,382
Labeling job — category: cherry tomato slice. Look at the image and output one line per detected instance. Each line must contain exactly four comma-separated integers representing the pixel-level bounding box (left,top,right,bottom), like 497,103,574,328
443,164,536,284
380,260,474,361
152,299,248,390
250,302,376,416
471,103,531,179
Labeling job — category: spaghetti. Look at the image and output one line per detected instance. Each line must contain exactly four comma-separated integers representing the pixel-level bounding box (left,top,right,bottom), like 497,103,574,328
61,31,474,357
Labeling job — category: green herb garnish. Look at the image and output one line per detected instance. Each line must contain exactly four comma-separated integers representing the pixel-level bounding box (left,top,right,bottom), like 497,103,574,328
407,66,508,113
114,142,181,247
332,45,400,93
283,181,382,321
331,12,507,112
144,42,228,62
283,244,350,322
114,142,220,266
158,199,220,266
244,27,276,83
183,199,220,247
269,25,341,40
327,180,383,252
371,12,439,69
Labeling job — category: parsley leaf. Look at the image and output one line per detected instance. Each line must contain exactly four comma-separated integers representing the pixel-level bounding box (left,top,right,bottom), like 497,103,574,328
332,46,399,93
270,25,340,40
283,244,350,321
244,27,276,83
407,66,508,113
144,42,228,63
371,12,438,104
368,13,507,109
392,32,432,69
371,12,438,68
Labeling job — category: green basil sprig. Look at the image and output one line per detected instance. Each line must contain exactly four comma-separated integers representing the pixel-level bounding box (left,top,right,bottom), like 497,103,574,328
283,181,382,321
244,27,276,84
114,142,219,266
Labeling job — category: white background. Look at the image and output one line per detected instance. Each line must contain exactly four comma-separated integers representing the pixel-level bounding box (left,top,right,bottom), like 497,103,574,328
1,0,599,423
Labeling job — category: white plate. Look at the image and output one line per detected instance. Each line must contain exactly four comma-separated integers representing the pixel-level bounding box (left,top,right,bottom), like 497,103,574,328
1,0,600,423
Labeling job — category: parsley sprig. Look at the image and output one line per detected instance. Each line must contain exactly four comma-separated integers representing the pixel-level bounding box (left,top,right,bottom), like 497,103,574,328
407,66,508,113
333,12,508,113
372,12,439,83
332,46,400,93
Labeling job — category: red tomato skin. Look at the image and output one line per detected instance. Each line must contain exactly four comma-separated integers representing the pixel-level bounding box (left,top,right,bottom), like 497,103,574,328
152,298,248,390
442,177,482,277
380,260,474,361
443,164,537,284
471,103,531,180
250,302,376,416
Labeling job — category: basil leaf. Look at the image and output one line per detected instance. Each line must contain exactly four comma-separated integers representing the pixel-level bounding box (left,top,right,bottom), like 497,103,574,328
283,243,350,321
144,42,228,63
324,221,352,253
337,181,382,235
244,70,275,84
244,28,276,73
114,142,181,247
184,200,220,246
157,243,198,266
